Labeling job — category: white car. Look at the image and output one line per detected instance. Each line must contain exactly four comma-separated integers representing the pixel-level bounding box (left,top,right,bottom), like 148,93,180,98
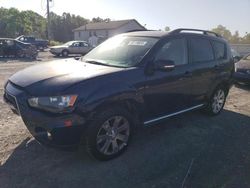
50,41,92,57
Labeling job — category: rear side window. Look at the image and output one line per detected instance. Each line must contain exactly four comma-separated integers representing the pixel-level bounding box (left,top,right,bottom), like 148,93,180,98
189,38,214,63
212,41,226,60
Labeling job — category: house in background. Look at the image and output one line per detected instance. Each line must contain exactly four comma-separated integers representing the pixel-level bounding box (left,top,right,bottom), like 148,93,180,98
73,19,146,42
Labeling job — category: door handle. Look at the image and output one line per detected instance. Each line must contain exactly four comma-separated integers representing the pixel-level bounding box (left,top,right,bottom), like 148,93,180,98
179,71,192,80
184,71,192,77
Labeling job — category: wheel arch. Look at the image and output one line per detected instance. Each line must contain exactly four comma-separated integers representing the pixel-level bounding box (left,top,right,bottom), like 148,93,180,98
207,80,231,100
86,98,143,127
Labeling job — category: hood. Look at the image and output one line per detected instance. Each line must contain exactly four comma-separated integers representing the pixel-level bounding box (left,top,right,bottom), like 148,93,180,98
236,59,250,69
9,59,123,95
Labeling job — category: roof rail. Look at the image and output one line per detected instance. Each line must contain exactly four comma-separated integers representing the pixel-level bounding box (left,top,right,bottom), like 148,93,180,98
170,28,222,38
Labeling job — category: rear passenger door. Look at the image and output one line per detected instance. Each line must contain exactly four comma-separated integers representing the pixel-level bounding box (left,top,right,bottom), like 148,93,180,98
187,36,217,104
211,40,231,77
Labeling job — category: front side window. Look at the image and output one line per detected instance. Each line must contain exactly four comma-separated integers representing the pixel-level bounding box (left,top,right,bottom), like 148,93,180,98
72,42,80,47
212,41,226,60
82,35,158,68
155,38,187,66
189,38,214,63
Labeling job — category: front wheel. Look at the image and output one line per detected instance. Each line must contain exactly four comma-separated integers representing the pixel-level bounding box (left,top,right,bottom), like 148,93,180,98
82,107,132,161
62,50,69,57
205,87,227,115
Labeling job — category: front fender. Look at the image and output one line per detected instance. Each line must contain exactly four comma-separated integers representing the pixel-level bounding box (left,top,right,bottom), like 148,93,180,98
78,82,144,114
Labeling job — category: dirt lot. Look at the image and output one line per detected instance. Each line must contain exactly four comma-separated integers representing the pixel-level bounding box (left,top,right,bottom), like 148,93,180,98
0,52,250,188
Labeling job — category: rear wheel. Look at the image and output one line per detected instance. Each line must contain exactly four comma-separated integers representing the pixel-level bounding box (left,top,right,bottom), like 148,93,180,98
205,87,227,115
82,107,133,161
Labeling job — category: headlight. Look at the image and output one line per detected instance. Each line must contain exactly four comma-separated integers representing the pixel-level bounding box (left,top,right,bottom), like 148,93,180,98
28,95,78,113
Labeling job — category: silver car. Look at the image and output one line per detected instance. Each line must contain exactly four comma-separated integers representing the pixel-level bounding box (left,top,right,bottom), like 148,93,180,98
50,41,92,57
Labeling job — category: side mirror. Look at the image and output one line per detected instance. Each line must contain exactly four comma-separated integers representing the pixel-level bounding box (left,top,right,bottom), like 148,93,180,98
74,56,81,60
155,59,175,71
232,56,241,63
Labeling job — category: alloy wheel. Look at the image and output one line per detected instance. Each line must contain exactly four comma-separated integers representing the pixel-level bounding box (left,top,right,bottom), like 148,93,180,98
96,116,130,156
212,89,225,114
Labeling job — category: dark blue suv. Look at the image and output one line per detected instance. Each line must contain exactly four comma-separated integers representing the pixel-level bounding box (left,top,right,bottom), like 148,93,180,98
4,29,234,160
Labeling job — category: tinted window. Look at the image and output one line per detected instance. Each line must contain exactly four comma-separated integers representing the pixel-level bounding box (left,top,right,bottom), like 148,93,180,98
72,42,80,47
189,38,214,62
212,41,226,60
155,38,187,65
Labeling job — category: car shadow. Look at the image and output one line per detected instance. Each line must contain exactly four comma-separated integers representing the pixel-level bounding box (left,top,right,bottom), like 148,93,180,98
1,109,250,188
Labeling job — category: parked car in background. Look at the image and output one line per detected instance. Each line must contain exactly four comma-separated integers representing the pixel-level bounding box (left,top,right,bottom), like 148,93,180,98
0,38,38,59
16,35,48,51
4,29,234,161
49,41,92,57
234,53,250,85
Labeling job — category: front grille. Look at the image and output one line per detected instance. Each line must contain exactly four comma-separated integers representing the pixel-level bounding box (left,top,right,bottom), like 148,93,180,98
3,90,20,115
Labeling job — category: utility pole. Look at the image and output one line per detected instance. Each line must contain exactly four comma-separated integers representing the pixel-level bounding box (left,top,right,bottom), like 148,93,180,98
46,0,51,40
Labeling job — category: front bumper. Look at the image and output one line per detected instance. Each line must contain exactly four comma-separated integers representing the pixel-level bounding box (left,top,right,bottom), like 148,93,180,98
49,49,61,55
3,82,86,148
233,72,250,84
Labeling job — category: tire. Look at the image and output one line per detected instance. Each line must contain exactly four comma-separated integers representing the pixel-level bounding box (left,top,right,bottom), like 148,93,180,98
62,50,69,57
82,107,133,161
205,87,227,116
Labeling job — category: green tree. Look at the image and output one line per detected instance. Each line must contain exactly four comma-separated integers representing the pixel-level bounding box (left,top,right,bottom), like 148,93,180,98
0,7,46,38
231,31,240,43
164,26,170,32
92,17,111,23
242,33,250,44
50,12,89,42
211,25,232,41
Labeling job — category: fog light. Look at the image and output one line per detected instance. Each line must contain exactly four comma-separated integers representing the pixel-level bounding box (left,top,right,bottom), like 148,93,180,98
47,131,52,140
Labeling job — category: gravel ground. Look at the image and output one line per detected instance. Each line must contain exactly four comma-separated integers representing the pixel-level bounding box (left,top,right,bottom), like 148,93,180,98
0,52,250,188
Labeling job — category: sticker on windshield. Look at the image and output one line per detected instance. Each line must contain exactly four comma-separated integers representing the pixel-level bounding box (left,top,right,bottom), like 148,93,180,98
128,41,147,46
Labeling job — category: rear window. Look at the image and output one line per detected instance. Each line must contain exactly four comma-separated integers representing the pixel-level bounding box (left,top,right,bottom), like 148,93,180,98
189,38,214,63
212,41,227,60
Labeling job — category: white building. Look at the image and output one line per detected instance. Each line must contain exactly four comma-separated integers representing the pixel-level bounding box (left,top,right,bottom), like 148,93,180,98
73,19,146,42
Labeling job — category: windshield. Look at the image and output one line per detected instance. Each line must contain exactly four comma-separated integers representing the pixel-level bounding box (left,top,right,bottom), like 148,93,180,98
64,41,74,46
82,35,158,68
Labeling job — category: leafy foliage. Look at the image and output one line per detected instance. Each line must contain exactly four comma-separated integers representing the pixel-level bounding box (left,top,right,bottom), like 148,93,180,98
0,7,46,38
211,25,250,44
0,7,89,42
50,12,89,42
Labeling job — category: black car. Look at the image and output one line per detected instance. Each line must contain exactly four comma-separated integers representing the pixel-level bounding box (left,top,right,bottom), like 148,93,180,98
0,38,38,59
16,35,48,51
234,53,250,85
3,29,234,160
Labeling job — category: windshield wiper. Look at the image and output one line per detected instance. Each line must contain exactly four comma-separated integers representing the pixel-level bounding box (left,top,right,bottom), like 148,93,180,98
83,59,124,68
84,60,107,66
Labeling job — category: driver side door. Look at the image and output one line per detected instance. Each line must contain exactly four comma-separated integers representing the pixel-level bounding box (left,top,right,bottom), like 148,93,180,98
143,37,196,122
69,42,80,54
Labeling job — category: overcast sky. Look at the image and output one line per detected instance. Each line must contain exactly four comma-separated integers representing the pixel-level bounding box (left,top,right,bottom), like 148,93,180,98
1,0,249,36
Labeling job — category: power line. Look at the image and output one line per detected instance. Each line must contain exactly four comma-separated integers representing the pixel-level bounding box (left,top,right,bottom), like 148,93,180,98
46,0,52,40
